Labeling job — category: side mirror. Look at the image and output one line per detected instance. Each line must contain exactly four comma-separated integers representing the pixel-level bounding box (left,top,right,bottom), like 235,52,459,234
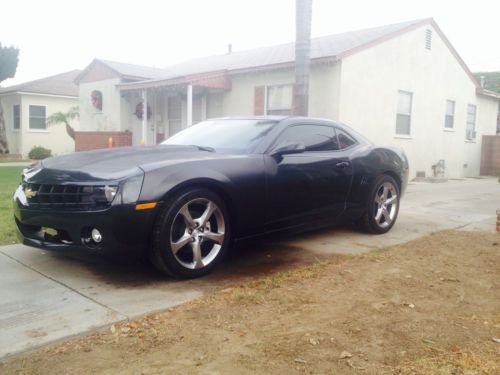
270,141,306,157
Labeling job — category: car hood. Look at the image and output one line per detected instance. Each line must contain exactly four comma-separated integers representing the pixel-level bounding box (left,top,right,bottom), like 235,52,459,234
29,145,227,183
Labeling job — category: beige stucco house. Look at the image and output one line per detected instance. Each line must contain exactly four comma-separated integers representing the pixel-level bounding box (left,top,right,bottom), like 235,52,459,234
0,70,80,158
76,18,499,178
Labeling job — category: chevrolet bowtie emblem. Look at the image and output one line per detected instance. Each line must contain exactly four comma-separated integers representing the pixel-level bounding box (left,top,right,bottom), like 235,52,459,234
24,187,37,199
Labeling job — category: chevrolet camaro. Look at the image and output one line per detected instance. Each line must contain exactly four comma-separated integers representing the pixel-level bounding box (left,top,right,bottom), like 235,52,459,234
13,117,409,278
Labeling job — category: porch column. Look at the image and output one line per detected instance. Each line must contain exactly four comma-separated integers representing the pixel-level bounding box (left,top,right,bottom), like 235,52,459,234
201,94,207,120
141,89,147,145
186,84,193,127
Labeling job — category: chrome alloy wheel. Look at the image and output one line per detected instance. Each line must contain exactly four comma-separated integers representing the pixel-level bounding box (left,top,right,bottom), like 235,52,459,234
170,198,225,270
373,182,398,228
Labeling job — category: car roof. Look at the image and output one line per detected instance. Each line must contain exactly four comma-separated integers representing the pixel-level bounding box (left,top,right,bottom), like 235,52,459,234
207,115,343,125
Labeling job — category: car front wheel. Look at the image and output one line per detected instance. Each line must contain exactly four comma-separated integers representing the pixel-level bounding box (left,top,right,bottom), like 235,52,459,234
150,188,231,278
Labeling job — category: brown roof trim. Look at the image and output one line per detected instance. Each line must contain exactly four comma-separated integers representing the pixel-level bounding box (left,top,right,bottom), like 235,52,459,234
476,87,500,100
117,70,231,91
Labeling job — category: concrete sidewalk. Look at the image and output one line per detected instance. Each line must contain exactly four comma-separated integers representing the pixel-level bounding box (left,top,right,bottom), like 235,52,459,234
0,178,498,358
0,162,31,167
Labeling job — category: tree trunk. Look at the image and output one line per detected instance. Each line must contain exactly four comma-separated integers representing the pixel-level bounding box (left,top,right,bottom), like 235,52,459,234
294,0,313,116
65,122,75,140
0,102,9,153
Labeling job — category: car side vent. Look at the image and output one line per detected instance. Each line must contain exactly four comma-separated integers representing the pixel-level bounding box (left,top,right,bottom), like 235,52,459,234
425,29,432,50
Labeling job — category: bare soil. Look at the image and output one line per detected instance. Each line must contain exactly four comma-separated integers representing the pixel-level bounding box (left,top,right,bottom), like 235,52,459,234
1,230,499,375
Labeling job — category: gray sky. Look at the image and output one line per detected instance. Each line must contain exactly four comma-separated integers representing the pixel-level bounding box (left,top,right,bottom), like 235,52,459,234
1,0,499,86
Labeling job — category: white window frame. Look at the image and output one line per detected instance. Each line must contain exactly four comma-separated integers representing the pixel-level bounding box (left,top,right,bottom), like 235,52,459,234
12,104,21,132
395,90,413,136
444,100,455,130
465,104,477,141
28,104,48,132
265,84,293,116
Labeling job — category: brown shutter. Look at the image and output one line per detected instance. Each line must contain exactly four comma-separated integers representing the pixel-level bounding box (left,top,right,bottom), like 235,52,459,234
254,86,265,115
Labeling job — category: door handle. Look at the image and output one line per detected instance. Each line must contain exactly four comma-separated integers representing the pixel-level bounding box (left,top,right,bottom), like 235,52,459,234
335,161,350,168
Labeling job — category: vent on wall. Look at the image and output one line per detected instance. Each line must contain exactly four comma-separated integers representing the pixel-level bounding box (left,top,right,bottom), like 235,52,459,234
425,29,432,50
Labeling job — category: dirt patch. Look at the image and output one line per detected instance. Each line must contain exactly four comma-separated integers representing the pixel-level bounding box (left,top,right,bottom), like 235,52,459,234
1,230,499,374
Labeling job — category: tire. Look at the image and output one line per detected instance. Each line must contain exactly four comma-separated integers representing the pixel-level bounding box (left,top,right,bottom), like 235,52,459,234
150,187,231,278
356,175,400,234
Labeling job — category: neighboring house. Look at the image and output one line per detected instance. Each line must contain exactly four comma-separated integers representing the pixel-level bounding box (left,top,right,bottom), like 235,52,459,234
0,70,80,157
77,18,499,178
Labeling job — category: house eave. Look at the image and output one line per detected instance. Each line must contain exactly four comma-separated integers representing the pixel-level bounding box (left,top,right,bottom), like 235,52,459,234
476,88,500,100
0,91,78,99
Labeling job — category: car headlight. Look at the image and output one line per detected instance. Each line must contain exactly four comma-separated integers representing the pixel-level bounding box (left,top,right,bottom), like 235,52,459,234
121,173,145,204
82,185,118,204
104,186,118,202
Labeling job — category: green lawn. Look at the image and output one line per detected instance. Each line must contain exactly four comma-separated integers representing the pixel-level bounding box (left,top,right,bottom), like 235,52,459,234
0,167,24,245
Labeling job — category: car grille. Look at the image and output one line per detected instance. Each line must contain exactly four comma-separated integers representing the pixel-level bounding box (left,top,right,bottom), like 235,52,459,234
22,183,112,210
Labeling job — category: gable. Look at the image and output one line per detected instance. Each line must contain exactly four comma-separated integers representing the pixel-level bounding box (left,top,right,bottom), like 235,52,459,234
75,60,122,84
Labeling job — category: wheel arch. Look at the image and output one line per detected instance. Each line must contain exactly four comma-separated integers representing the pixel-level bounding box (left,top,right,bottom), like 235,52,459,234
381,170,402,193
159,178,239,236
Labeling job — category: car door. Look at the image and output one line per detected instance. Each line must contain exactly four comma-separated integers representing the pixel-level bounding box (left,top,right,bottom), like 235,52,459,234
264,123,354,231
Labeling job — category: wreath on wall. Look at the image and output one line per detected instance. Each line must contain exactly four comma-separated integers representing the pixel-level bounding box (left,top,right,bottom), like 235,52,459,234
90,90,103,111
134,101,152,120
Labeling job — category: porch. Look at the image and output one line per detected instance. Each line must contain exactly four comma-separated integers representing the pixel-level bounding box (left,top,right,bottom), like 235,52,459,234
117,71,231,146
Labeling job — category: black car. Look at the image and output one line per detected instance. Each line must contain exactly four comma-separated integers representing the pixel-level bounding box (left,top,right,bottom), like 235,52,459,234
14,117,409,278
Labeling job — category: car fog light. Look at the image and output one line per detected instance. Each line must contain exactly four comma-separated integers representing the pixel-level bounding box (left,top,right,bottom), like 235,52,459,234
91,228,102,243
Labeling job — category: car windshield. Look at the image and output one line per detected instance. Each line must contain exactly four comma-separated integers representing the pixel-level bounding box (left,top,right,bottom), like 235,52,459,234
162,119,277,153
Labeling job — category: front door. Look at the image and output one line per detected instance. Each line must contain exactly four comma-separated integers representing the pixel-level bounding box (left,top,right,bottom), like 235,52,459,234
265,123,353,231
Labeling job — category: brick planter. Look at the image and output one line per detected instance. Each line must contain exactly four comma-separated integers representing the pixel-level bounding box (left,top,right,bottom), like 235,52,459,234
74,131,132,152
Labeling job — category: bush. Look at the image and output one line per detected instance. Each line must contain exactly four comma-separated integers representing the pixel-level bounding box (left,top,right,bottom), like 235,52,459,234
28,146,52,160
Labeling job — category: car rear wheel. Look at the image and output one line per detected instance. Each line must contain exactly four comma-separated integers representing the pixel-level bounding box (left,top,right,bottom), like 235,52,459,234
150,188,231,278
356,175,400,234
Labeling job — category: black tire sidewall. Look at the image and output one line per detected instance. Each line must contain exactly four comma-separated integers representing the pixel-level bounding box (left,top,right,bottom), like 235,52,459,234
366,175,400,234
154,188,231,278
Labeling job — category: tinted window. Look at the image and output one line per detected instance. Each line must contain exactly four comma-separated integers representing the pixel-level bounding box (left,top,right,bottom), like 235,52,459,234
276,125,339,152
336,129,357,149
163,119,277,153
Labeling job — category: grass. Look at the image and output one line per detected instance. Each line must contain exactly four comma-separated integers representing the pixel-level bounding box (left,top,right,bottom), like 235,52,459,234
0,166,24,245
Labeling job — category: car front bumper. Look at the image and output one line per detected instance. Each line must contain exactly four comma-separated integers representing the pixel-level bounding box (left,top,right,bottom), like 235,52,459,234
13,196,159,255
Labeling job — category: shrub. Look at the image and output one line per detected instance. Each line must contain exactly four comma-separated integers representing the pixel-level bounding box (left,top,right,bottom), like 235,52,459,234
28,146,52,160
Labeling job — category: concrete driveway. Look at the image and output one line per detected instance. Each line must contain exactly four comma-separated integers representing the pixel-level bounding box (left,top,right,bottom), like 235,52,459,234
1,177,498,358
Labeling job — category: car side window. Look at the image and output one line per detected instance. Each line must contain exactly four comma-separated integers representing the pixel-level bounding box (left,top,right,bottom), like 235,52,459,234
275,125,340,152
336,128,357,150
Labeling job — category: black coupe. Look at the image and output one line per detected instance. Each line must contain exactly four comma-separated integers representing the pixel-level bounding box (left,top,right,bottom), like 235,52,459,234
14,117,409,278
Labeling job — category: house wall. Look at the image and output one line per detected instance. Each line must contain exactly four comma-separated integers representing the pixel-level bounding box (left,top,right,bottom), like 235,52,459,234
338,24,499,178
79,78,125,132
0,93,22,154
223,62,341,120
20,94,79,157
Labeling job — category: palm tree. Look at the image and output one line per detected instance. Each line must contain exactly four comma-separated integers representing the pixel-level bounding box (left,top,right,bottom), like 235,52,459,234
46,106,79,139
294,0,313,116
0,43,20,153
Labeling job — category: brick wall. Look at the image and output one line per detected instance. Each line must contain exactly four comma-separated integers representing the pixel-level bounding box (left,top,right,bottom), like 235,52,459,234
74,131,132,152
0,153,21,159
480,135,500,176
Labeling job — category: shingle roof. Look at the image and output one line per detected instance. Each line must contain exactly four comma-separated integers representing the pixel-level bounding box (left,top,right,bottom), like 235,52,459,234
157,18,430,79
96,59,169,79
0,70,81,96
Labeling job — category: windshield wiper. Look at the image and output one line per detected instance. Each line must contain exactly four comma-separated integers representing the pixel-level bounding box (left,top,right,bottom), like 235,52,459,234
190,145,215,152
